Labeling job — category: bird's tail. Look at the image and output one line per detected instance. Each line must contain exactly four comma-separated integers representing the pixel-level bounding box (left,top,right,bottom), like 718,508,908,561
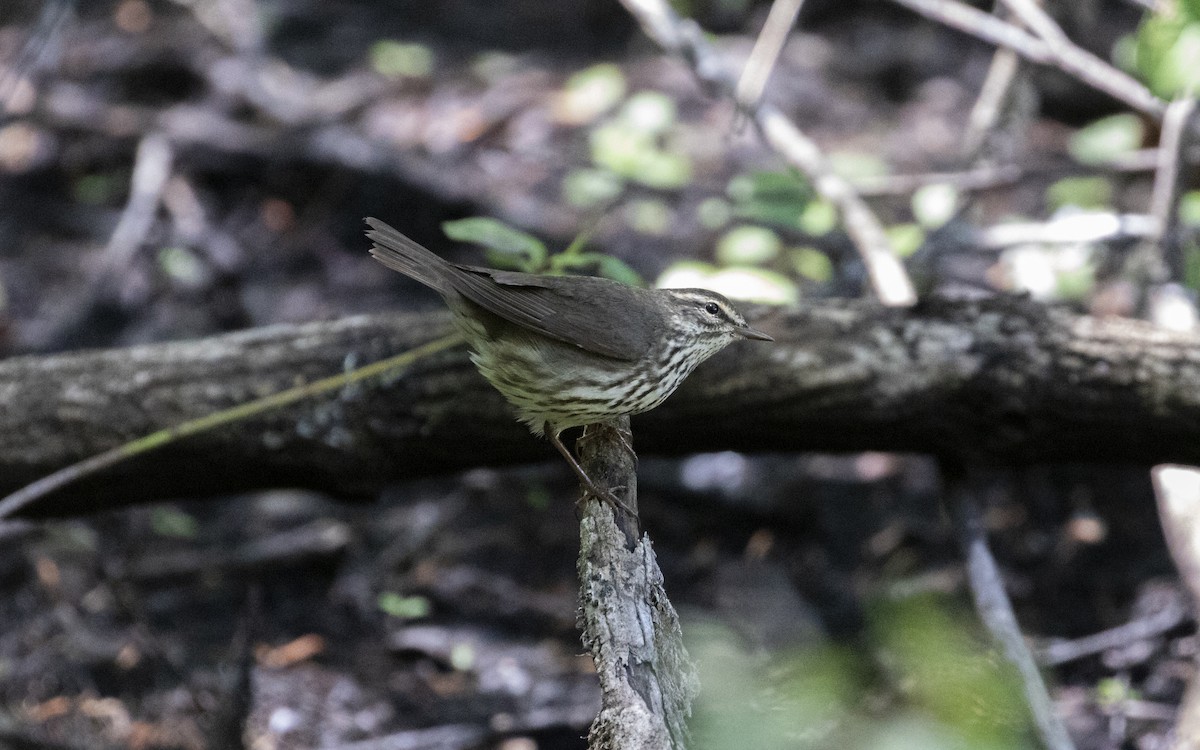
365,217,454,294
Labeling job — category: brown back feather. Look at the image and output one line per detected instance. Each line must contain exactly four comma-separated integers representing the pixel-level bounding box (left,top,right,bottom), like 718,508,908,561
366,218,658,361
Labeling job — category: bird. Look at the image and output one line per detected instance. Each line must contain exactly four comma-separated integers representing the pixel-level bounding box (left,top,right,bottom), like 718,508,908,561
365,217,773,512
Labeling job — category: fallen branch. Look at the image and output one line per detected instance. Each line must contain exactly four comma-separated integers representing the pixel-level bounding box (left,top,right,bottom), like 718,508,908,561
5,297,1200,514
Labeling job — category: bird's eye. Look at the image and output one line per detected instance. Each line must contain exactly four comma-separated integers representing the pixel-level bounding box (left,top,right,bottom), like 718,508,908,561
704,302,720,315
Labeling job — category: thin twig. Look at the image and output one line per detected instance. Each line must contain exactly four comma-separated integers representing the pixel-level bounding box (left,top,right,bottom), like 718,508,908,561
735,0,806,109
619,0,918,306
854,163,1024,197
1147,98,1199,281
100,132,173,277
891,0,1165,118
0,0,75,115
962,43,1023,160
38,131,174,347
952,479,1077,750
999,0,1071,45
1039,589,1189,666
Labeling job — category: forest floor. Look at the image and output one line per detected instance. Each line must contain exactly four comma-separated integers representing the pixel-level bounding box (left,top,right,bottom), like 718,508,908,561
0,1,1187,748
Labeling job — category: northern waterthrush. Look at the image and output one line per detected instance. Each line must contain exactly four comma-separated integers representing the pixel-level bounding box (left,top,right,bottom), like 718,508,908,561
365,217,773,510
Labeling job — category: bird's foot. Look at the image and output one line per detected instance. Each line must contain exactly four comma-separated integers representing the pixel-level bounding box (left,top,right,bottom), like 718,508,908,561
577,422,636,462
547,425,638,518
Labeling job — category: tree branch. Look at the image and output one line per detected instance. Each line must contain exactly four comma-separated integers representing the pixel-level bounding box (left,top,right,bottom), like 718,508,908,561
4,297,1200,515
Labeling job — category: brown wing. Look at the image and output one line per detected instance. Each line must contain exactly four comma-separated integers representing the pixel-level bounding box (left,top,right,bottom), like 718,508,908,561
366,217,657,361
446,267,660,361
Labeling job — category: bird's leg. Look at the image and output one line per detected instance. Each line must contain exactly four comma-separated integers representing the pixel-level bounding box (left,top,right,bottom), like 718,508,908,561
546,424,637,517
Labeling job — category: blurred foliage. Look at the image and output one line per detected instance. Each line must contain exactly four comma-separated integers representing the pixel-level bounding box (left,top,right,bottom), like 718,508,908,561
558,63,627,124
369,40,433,79
72,171,124,205
1069,114,1144,166
562,167,624,209
886,224,925,259
689,595,1034,750
590,91,692,189
657,259,799,304
377,592,431,620
442,217,548,270
1181,191,1200,226
998,242,1096,301
1045,177,1113,212
716,225,783,265
696,197,734,229
441,216,642,285
150,507,199,538
828,151,889,182
1185,245,1200,294
790,246,834,282
158,246,207,287
1127,0,1200,97
727,170,813,229
799,200,838,236
623,197,674,236
1095,676,1139,708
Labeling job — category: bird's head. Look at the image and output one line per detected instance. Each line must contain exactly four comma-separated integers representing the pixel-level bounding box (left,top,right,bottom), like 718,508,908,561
662,288,773,359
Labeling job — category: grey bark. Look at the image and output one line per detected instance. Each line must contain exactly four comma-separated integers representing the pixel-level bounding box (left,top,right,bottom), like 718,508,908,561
2,296,1199,515
576,419,698,750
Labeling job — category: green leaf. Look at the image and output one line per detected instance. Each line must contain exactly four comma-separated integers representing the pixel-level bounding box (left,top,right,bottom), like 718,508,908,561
1095,677,1136,707
1056,259,1096,300
798,200,838,236
151,507,198,538
1184,242,1200,291
1181,190,1200,226
724,171,813,230
589,121,692,189
1161,22,1200,95
562,168,624,208
73,173,122,205
829,151,889,181
370,40,433,79
1069,114,1144,165
727,170,808,203
558,63,627,124
449,642,476,671
871,596,1029,743
886,223,925,258
696,197,732,229
715,225,782,265
158,246,206,285
623,198,672,235
1133,14,1200,97
594,255,644,286
551,252,643,286
789,247,834,282
442,217,546,271
1045,176,1112,211
377,593,431,619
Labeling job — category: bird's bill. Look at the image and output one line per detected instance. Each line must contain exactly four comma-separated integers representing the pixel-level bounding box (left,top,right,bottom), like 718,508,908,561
739,325,774,341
